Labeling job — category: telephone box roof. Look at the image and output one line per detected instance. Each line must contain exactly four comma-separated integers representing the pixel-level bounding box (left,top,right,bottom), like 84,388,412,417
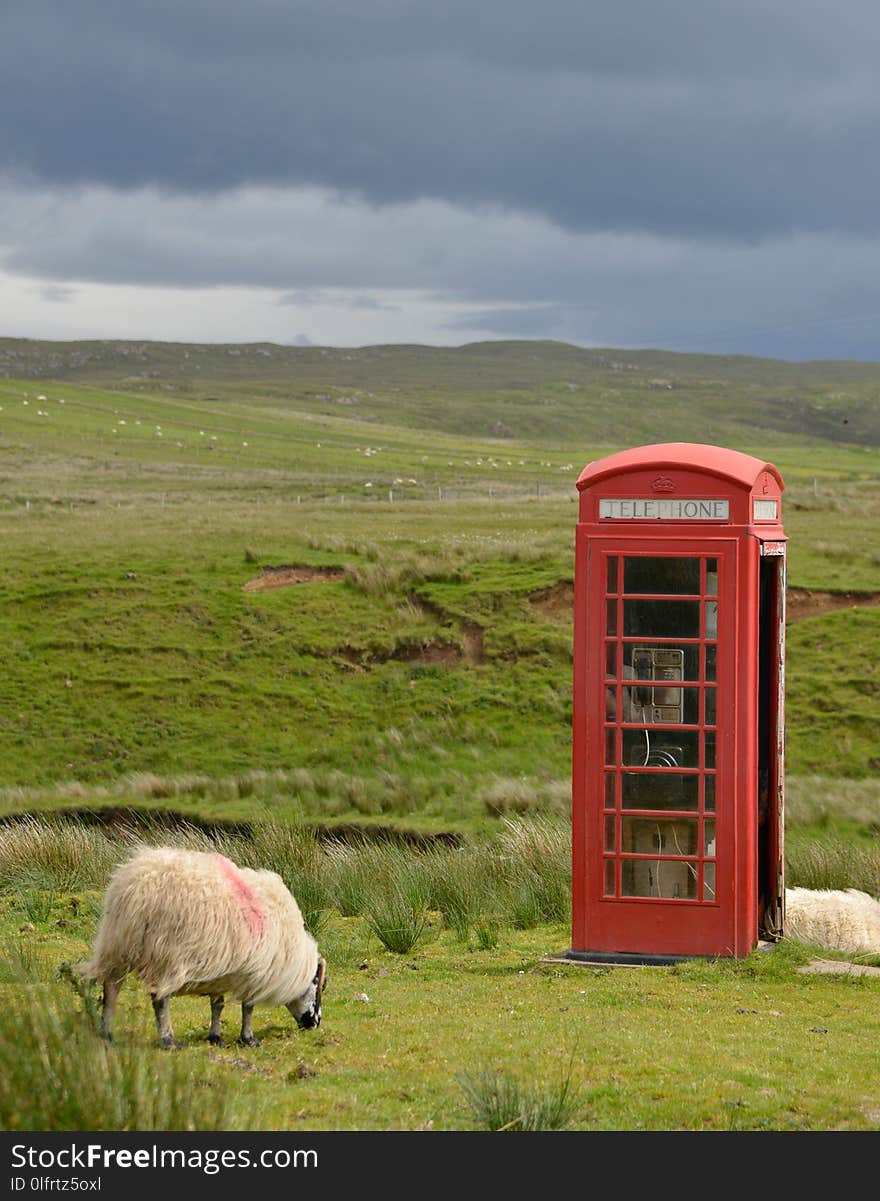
576,443,784,493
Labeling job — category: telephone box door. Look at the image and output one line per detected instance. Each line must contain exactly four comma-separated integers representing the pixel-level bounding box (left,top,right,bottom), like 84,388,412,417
576,537,739,957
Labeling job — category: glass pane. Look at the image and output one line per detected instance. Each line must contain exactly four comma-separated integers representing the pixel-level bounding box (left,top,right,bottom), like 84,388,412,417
622,772,699,811
606,557,618,593
622,817,698,856
703,863,716,901
605,728,616,764
623,557,700,595
604,859,616,896
622,730,700,769
705,688,717,725
606,599,617,635
621,858,699,899
705,600,718,639
703,820,716,856
704,731,716,769
604,772,616,806
704,775,716,812
705,644,717,681
604,815,617,851
605,684,618,721
605,641,617,678
623,728,650,766
623,641,699,682
705,560,718,596
623,600,700,638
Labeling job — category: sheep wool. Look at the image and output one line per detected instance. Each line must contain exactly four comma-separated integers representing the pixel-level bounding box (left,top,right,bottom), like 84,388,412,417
79,846,324,1046
785,887,880,955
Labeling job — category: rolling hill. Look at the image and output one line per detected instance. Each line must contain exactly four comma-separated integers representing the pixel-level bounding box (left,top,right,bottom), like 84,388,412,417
1,336,879,448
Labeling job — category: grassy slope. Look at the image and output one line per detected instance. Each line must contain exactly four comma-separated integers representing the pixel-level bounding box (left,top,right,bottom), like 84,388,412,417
0,360,878,824
3,336,880,447
2,344,879,1135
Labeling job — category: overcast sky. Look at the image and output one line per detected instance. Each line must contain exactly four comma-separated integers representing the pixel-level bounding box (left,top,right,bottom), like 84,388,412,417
4,1,880,359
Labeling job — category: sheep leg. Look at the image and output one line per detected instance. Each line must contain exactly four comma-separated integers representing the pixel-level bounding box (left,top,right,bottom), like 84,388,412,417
238,1001,260,1048
151,994,175,1049
208,994,224,1045
99,977,123,1042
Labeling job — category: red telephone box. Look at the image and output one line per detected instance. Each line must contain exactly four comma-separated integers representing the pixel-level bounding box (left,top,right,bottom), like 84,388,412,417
570,443,786,962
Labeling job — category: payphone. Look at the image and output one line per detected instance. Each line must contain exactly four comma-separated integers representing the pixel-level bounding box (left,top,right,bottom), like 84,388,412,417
569,444,786,961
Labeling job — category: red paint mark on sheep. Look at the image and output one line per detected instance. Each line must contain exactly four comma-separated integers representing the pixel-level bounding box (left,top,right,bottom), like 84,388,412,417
214,854,265,937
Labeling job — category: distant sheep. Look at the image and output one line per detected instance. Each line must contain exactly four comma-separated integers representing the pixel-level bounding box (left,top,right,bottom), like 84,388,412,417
79,846,326,1048
785,887,880,955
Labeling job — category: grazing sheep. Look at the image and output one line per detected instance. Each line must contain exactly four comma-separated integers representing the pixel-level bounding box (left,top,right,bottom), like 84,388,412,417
785,887,880,955
79,846,326,1048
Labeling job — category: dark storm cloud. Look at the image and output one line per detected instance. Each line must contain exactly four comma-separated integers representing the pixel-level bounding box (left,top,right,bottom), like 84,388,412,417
6,1,880,240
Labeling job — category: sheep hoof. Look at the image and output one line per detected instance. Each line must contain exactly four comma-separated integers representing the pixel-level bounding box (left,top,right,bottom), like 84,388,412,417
238,1035,260,1048
207,1033,223,1046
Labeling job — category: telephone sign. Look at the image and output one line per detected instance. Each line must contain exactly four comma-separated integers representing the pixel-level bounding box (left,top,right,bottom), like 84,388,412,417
569,443,786,962
599,498,729,520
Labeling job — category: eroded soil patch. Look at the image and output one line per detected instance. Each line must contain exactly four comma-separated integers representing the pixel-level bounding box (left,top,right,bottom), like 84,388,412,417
528,581,574,621
339,640,463,668
785,588,880,621
243,564,344,591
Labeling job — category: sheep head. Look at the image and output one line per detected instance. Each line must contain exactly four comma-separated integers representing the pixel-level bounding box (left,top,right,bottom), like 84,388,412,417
287,956,327,1029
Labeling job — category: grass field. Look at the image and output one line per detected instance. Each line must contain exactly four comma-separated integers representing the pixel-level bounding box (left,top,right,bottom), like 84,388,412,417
0,339,878,1131
1,816,879,1132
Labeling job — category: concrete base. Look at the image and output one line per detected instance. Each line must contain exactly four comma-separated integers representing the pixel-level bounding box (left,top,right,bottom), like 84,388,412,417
543,941,779,968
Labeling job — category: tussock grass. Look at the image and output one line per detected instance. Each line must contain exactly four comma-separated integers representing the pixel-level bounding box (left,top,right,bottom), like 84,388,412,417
364,885,432,954
343,555,467,597
424,844,498,941
3,812,878,961
325,840,378,918
0,964,261,1131
350,843,433,954
480,775,570,817
785,835,880,896
458,1056,583,1131
496,816,571,927
319,819,572,945
785,776,880,832
0,817,120,892
14,887,57,926
0,937,50,983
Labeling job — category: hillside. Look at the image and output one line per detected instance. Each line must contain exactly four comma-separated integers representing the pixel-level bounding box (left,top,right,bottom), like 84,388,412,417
0,366,878,811
5,336,880,388
2,337,879,448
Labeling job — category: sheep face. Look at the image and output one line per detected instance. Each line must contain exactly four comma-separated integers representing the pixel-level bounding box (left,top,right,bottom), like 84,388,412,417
287,957,327,1029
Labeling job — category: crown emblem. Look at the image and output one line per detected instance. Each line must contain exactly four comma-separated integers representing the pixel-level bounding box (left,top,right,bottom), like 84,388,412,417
651,475,675,492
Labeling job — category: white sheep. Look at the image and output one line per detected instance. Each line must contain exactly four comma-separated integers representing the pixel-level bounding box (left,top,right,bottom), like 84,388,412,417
785,887,880,955
78,846,326,1048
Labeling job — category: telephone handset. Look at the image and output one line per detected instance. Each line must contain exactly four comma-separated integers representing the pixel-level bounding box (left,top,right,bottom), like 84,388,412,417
631,648,684,723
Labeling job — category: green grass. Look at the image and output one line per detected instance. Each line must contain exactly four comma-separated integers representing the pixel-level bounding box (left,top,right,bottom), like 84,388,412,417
0,346,878,1129
2,878,878,1132
0,695,877,1135
0,964,262,1131
0,451,876,805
